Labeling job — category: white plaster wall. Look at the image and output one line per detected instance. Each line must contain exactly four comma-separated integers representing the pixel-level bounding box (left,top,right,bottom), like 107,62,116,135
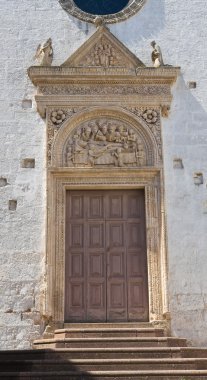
0,0,207,348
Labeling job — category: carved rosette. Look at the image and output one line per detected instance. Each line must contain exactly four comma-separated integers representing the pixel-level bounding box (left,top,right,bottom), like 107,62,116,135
142,109,158,124
64,118,148,168
126,107,162,162
50,110,67,125
47,108,83,165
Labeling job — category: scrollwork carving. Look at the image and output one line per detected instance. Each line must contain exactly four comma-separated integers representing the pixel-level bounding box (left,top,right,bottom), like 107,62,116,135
64,118,147,168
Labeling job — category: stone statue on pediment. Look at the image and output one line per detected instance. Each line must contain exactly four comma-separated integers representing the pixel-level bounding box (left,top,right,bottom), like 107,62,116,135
34,38,53,66
151,41,164,68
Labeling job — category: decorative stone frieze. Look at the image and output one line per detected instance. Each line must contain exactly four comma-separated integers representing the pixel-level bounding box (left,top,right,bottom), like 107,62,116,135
39,84,170,97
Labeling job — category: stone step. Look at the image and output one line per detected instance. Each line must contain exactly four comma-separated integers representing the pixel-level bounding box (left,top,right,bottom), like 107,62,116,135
63,322,155,329
33,337,187,349
0,347,183,360
2,347,207,361
1,370,207,379
2,358,207,372
54,327,165,339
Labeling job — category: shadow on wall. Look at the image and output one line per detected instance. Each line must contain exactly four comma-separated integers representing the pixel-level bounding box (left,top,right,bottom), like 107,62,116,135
168,74,207,162
165,75,207,347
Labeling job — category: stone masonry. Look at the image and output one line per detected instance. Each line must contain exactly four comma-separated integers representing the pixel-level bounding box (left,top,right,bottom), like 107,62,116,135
0,0,207,349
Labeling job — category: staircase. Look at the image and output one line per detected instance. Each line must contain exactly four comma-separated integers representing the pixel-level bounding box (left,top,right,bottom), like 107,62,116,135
1,323,207,379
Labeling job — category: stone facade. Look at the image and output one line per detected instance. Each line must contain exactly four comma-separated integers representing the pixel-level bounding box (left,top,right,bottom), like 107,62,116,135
0,0,207,349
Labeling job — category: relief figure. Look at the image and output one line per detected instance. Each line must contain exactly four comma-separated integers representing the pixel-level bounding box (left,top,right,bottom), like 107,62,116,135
65,119,147,168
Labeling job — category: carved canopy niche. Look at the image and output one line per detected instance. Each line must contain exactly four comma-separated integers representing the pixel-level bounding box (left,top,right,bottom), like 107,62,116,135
28,26,180,328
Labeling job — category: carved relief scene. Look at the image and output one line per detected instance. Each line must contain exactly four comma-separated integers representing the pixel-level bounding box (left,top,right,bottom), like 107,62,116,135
82,38,127,67
64,118,148,168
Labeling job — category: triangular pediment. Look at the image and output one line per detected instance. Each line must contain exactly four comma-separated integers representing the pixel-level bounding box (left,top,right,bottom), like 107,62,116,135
62,26,145,69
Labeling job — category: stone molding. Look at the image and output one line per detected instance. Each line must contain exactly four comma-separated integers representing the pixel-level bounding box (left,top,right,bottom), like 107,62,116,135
28,67,179,85
59,0,147,24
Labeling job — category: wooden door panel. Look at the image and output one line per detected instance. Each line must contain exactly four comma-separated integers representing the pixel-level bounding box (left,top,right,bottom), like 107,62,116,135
127,252,143,277
108,252,124,277
87,281,106,321
69,194,84,219
70,223,84,249
65,281,85,320
86,193,106,321
108,222,125,248
109,282,125,308
127,222,142,248
88,223,104,249
88,282,105,308
126,191,148,321
107,281,127,321
108,194,123,219
65,190,148,322
106,192,127,320
88,195,104,219
70,253,83,277
89,253,104,277
128,280,144,308
65,192,86,321
70,283,84,308
127,193,143,218
128,279,148,320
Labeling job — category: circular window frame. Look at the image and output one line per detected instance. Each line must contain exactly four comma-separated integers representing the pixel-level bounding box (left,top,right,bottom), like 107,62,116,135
59,0,147,24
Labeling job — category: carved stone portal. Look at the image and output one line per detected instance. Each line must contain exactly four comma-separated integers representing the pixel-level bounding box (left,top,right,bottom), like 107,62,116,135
64,118,147,168
28,25,180,331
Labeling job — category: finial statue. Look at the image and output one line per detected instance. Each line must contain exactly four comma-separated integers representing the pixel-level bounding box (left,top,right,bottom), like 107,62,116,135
34,38,53,66
151,40,164,68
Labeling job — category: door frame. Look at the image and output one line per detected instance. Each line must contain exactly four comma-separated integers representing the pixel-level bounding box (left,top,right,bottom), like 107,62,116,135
46,167,168,328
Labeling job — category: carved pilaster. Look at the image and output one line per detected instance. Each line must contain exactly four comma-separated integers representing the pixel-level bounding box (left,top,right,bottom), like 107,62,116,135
145,184,162,320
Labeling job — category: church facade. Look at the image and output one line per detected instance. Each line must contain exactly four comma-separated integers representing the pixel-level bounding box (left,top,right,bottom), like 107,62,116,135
0,0,207,350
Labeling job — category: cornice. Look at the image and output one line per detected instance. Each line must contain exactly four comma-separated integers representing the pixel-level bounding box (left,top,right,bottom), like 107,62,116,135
28,66,180,87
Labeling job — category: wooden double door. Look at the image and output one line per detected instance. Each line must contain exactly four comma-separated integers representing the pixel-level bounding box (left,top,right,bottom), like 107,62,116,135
65,189,149,322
